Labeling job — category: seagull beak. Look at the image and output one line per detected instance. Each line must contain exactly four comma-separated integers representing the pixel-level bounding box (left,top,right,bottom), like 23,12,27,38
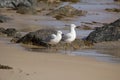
76,26,80,28
62,34,64,36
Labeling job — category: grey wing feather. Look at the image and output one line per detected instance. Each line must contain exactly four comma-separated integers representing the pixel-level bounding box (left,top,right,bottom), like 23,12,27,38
44,34,56,42
62,33,71,41
51,34,56,39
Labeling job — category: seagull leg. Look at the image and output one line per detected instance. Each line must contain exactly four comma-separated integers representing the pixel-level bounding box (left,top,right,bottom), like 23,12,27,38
64,43,67,54
47,44,52,52
70,43,73,53
47,44,50,51
55,45,58,52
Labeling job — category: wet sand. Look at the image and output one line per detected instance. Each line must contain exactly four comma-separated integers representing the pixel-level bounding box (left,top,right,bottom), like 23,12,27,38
0,38,120,80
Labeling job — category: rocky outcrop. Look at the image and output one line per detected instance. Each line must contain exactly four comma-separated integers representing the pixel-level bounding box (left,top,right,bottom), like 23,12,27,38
16,29,92,49
105,8,120,13
0,27,5,35
0,64,13,69
38,0,79,3
47,0,60,3
3,28,17,37
47,5,87,19
0,27,5,33
0,15,12,23
114,0,120,2
0,0,36,8
16,29,56,47
0,0,37,14
0,27,19,37
60,0,79,3
86,18,120,43
16,3,36,14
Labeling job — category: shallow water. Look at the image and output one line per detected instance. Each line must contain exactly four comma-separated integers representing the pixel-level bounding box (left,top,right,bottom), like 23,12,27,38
35,0,120,28
8,0,119,30
81,0,114,3
66,50,120,63
25,47,120,63
70,2,120,25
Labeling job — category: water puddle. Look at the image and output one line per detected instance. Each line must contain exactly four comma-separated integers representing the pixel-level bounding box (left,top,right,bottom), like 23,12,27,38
67,49,120,63
25,47,120,63
80,0,114,4
53,0,120,27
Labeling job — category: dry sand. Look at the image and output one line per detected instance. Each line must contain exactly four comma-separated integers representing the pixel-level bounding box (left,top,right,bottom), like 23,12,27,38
0,39,120,80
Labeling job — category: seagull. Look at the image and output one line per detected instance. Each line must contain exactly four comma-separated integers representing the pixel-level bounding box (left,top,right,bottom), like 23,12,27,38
44,30,62,49
62,24,78,52
48,30,62,45
62,24,77,43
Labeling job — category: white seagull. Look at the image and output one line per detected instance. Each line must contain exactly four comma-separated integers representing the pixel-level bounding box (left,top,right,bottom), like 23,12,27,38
48,30,62,45
62,24,77,43
44,30,62,49
62,24,78,52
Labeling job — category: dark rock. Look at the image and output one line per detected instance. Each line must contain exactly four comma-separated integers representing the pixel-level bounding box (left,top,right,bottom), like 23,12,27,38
11,32,22,42
60,0,79,3
86,18,120,43
3,28,17,37
47,5,87,18
0,64,13,69
16,3,36,14
17,29,57,47
0,15,12,23
0,0,36,8
0,27,5,33
114,0,120,2
0,27,6,35
14,32,22,39
105,8,120,13
10,2,37,14
110,18,120,26
42,0,60,3
0,27,18,37
12,2,31,9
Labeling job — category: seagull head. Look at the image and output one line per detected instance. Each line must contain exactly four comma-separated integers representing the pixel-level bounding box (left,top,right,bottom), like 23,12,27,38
57,30,62,34
70,24,77,28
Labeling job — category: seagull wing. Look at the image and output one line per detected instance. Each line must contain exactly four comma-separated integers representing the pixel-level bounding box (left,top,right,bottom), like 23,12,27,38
66,33,72,38
62,33,72,41
51,34,56,39
43,34,56,43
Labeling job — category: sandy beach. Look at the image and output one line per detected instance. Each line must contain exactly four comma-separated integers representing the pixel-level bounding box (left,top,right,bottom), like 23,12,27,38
0,38,120,80
0,0,120,80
